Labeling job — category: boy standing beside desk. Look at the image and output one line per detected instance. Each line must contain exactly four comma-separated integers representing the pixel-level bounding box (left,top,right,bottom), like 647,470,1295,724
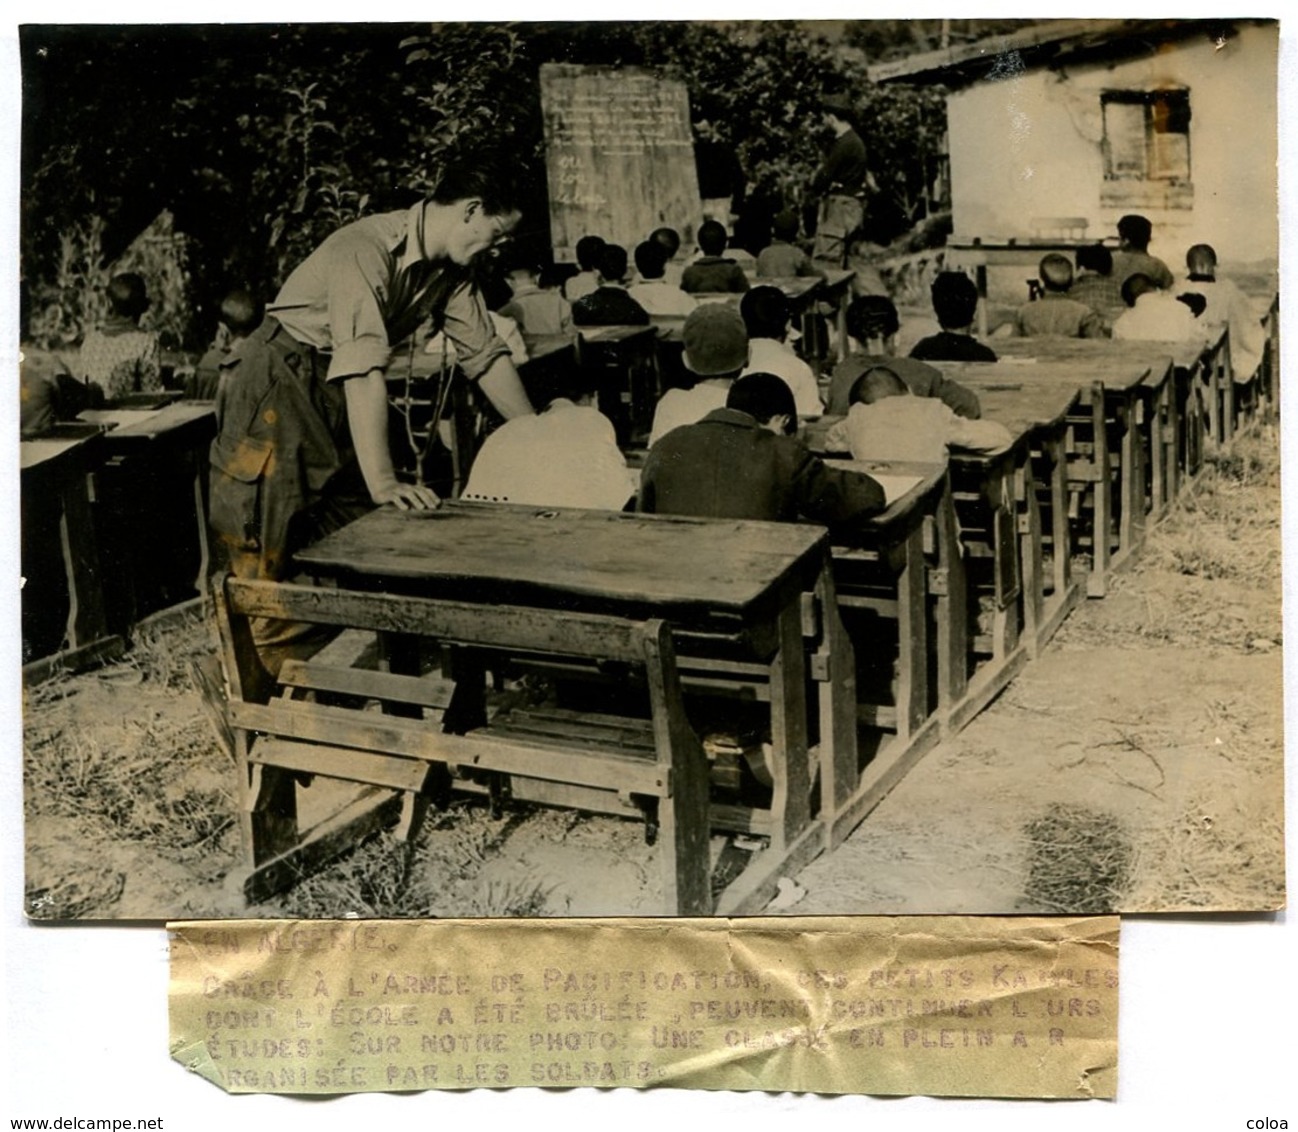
209,153,535,673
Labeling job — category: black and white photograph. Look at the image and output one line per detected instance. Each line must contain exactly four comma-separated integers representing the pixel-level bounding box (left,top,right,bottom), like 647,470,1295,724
17,17,1283,923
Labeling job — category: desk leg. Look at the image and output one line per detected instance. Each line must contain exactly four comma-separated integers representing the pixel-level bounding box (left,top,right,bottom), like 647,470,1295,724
936,475,969,717
1086,384,1112,598
190,449,212,596
1118,392,1146,558
767,599,811,853
1017,458,1044,657
835,291,851,364
895,525,929,742
59,469,110,652
814,564,858,851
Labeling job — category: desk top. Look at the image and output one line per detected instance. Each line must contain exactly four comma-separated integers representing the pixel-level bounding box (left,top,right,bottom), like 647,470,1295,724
929,356,1156,394
961,382,1082,433
991,336,1190,375
578,325,658,345
20,435,96,472
823,459,946,523
79,401,216,441
298,502,827,626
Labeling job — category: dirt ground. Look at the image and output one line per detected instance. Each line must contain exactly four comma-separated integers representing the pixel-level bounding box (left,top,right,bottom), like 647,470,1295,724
22,423,1284,921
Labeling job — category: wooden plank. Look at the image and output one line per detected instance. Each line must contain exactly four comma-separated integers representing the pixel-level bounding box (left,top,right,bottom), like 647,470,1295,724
228,578,650,664
228,700,672,797
278,659,452,710
295,503,824,620
242,788,404,905
249,738,432,794
765,599,812,853
829,715,943,847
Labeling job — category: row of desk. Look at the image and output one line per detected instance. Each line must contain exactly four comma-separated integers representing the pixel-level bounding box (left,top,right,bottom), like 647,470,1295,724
195,272,1276,914
20,398,216,674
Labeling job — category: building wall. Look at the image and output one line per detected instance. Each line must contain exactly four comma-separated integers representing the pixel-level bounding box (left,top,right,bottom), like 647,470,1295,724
946,22,1278,302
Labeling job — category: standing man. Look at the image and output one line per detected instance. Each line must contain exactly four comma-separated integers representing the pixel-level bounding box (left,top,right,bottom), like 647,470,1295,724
810,95,871,269
210,153,535,673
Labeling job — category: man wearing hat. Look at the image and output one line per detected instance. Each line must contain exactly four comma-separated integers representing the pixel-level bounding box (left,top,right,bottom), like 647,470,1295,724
647,302,750,446
638,371,885,527
810,94,871,269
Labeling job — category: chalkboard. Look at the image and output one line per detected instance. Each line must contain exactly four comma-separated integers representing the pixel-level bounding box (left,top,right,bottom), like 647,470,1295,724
540,64,702,263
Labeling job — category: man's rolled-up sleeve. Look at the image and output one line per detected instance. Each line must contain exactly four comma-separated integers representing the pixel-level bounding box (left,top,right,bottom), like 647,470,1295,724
324,241,402,381
442,281,512,381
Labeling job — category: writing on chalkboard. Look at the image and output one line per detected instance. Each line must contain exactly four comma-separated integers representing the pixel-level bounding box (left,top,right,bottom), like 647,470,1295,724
540,64,702,263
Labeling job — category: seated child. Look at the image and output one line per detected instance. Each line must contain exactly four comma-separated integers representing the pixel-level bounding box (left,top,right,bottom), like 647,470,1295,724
563,235,606,303
639,371,885,526
1111,214,1175,291
826,295,982,417
500,254,573,346
649,226,685,287
192,288,264,400
756,210,823,279
824,364,1012,465
571,245,651,327
628,240,696,318
1180,243,1266,380
462,366,637,511
1112,273,1205,344
1069,244,1125,329
909,273,998,362
648,303,749,446
1014,254,1106,339
79,272,163,401
738,286,822,417
681,220,750,294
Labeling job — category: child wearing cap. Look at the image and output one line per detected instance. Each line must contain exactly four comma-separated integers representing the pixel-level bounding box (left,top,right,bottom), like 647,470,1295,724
738,286,822,417
639,372,885,527
647,303,749,446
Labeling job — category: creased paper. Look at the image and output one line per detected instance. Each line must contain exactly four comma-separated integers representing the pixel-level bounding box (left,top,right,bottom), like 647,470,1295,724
169,916,1118,1098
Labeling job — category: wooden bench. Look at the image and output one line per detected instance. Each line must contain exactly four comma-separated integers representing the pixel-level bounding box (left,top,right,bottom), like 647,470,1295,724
213,574,713,914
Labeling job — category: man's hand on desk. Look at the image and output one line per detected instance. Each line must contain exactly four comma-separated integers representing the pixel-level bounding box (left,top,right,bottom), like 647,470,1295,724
372,481,441,511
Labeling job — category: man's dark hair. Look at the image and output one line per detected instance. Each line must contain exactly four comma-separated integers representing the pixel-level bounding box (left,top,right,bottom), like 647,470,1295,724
218,289,263,337
771,210,800,243
726,371,796,432
650,227,681,257
1117,214,1153,250
845,295,901,343
697,220,729,257
930,272,979,330
740,286,791,341
1177,291,1207,319
1039,253,1074,293
596,244,630,285
575,235,606,272
1186,243,1218,277
106,273,149,320
1121,272,1159,307
429,153,529,218
1076,244,1113,276
634,240,668,281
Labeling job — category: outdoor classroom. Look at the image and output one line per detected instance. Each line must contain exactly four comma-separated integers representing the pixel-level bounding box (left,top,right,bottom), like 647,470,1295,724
18,19,1282,922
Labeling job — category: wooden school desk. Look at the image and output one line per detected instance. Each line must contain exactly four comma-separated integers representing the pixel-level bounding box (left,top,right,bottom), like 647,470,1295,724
931,357,1154,596
78,401,217,628
292,502,853,915
952,381,1084,663
990,338,1183,517
20,426,122,673
819,459,955,848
